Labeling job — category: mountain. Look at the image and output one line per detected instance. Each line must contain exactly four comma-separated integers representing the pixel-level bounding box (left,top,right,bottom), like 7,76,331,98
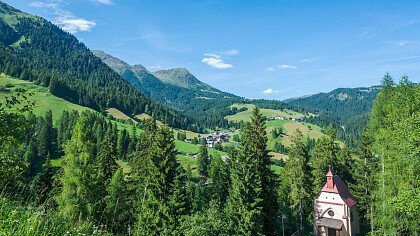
153,68,218,92
284,86,380,120
285,86,381,145
0,1,197,131
93,50,311,129
92,50,245,128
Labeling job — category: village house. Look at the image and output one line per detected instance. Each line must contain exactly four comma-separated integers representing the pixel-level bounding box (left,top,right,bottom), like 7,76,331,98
314,169,359,236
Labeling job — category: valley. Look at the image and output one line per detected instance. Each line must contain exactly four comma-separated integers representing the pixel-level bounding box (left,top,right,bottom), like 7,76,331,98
0,1,418,235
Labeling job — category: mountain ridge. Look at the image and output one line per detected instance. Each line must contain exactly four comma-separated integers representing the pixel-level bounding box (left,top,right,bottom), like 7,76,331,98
0,2,198,131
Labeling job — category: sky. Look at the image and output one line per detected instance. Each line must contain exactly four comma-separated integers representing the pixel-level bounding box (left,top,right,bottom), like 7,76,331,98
4,0,420,100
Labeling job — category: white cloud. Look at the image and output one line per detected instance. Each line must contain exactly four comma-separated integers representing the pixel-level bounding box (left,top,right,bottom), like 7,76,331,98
91,0,113,5
202,57,233,69
262,88,278,94
398,41,408,47
301,58,312,62
202,49,238,69
267,64,298,71
29,2,59,8
54,17,96,33
29,1,96,33
222,49,239,56
203,53,221,59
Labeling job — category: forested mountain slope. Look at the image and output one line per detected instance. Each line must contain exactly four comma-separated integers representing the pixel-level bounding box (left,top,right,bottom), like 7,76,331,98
94,50,311,129
285,85,381,146
284,86,380,121
0,1,197,131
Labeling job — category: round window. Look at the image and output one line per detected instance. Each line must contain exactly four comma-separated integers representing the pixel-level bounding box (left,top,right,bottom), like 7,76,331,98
328,210,334,217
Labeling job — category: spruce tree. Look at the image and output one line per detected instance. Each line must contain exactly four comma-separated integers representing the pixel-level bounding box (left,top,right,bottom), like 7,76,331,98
95,130,118,181
134,120,183,235
56,113,96,222
225,107,279,236
31,157,54,206
310,127,340,196
209,155,230,206
351,131,378,224
197,144,210,177
368,76,419,234
104,168,131,234
168,165,191,234
37,110,53,160
283,130,311,231
24,137,38,177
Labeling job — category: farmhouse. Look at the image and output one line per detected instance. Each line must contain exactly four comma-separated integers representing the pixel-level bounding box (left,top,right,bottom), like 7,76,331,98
314,169,359,236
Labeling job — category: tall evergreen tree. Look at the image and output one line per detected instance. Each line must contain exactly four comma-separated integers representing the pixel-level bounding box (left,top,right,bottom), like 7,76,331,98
117,129,129,160
197,144,210,177
134,120,184,235
24,137,38,177
351,131,378,225
209,155,230,206
37,110,53,160
95,130,118,181
310,127,340,196
283,130,311,232
367,75,419,235
56,113,96,222
104,168,131,234
31,157,54,206
225,107,279,236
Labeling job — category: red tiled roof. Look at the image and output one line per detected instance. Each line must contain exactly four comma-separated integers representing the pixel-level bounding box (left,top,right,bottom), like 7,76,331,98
321,175,357,208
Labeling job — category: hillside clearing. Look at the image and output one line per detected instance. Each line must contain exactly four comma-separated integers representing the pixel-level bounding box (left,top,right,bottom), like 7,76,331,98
226,103,306,122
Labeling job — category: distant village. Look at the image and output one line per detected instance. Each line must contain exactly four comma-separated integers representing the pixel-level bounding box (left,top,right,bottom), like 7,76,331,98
266,116,304,122
184,116,304,149
186,130,235,148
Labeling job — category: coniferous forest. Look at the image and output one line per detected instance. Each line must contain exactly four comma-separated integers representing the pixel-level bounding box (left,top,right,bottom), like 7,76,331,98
0,1,419,236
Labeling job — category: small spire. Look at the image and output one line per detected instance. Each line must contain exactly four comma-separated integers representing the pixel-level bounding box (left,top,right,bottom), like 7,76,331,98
326,166,334,177
326,167,334,189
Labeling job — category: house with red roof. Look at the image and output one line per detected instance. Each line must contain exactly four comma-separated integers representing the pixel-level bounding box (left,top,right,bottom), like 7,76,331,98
314,169,360,236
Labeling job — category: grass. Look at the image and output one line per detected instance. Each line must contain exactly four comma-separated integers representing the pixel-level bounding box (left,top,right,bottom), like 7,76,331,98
226,103,305,122
177,155,198,176
0,74,91,123
173,128,201,139
0,197,109,235
106,108,134,121
1,75,290,178
268,151,288,161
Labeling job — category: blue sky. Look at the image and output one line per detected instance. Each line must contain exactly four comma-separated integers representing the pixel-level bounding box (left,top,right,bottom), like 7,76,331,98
5,0,420,99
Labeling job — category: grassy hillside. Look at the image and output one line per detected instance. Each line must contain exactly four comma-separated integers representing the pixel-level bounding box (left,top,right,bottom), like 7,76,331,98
0,74,232,176
1,75,284,177
226,103,306,122
0,74,91,121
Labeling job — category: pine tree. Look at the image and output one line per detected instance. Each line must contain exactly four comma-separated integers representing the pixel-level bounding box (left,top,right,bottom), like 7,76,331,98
225,107,279,236
351,131,378,224
368,76,419,235
104,168,131,234
310,127,340,196
37,110,53,160
283,130,311,231
31,157,54,206
134,120,182,235
117,129,129,160
24,137,38,177
197,144,210,177
337,146,354,184
96,130,118,181
168,165,191,234
209,155,230,206
56,113,96,222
